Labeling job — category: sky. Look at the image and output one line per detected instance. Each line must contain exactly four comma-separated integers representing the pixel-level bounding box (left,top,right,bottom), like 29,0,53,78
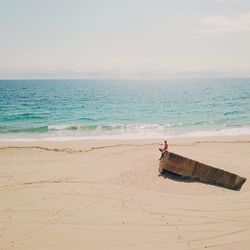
0,0,250,79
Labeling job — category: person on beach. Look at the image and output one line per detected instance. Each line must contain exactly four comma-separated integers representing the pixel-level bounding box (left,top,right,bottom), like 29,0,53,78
159,140,168,160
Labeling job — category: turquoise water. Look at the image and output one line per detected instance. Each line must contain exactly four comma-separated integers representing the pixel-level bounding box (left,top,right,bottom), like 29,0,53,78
0,78,250,140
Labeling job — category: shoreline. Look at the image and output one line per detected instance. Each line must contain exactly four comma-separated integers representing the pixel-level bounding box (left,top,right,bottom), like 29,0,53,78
1,129,250,141
1,134,250,146
1,125,250,142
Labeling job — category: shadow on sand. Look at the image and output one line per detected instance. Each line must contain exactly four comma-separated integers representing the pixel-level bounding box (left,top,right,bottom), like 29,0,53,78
159,170,243,191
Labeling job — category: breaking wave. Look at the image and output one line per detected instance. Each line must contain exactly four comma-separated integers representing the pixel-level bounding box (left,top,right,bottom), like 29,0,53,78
1,123,250,141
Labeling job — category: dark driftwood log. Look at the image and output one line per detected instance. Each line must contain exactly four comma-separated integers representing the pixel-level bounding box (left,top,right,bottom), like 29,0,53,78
159,151,246,190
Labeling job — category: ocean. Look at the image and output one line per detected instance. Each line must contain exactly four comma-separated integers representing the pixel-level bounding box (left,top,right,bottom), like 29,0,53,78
0,78,250,141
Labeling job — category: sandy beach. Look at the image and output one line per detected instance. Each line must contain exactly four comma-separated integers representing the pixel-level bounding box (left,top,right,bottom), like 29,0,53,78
1,136,250,250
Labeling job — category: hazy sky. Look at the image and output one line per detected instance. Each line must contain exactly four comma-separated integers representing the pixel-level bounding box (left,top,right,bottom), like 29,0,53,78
1,0,250,78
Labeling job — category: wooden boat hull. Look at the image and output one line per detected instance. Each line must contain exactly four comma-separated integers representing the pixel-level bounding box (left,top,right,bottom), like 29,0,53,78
159,151,246,190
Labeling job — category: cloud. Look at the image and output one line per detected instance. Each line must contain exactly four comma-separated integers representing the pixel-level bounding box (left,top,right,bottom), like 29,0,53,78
215,0,239,2
197,12,250,33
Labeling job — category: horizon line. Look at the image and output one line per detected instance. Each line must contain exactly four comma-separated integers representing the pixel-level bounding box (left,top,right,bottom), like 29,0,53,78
1,75,250,81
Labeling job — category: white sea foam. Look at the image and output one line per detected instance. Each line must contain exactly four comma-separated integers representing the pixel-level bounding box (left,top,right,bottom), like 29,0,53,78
178,127,250,138
1,125,250,142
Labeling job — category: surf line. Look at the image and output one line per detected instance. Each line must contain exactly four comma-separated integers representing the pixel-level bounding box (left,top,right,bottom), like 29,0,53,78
0,143,160,154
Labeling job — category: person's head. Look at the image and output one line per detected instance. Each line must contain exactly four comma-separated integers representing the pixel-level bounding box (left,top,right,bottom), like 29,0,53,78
164,140,167,144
